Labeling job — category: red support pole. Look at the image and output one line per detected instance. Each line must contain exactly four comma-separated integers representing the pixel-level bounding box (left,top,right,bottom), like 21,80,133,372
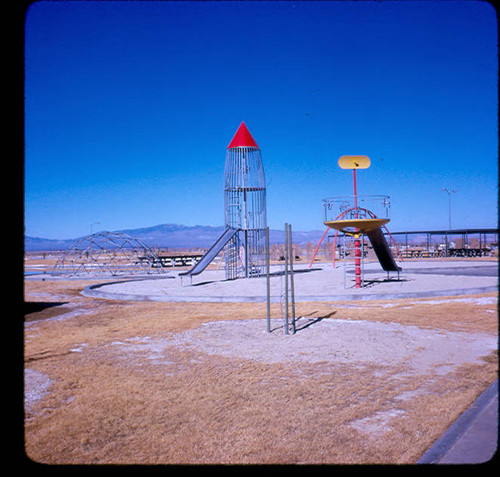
353,169,358,211
383,225,404,262
352,168,362,288
354,236,361,288
308,227,330,269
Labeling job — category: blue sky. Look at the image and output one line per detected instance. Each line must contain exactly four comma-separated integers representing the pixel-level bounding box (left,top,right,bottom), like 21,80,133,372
25,0,498,239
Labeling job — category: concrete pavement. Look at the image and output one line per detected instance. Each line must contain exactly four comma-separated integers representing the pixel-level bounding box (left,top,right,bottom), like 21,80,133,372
418,379,498,464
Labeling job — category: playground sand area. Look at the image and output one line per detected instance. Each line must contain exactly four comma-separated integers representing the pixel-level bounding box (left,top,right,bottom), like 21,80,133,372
24,260,498,464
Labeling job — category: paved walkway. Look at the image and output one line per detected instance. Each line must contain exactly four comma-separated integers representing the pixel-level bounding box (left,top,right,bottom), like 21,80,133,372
418,379,498,464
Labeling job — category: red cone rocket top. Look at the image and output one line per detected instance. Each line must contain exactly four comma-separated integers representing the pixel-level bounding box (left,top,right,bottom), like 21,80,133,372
227,121,259,149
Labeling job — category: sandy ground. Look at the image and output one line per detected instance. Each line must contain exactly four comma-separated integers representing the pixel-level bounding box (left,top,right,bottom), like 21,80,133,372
25,311,497,416
109,318,497,375
85,260,498,301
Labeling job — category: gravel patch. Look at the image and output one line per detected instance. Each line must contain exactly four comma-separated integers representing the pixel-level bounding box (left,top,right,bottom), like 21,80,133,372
111,318,497,376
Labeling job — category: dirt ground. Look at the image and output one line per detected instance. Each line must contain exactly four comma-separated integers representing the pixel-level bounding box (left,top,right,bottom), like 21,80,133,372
24,277,497,465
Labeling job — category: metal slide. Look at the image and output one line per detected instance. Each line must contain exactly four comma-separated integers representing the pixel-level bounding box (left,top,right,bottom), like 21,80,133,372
366,227,402,272
179,227,240,277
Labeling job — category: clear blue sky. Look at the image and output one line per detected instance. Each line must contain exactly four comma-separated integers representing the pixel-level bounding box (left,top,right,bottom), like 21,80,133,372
25,0,498,239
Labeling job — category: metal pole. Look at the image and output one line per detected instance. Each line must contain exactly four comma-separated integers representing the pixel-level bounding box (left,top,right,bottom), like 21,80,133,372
288,223,296,334
308,227,329,269
90,221,100,235
361,237,365,287
352,169,361,288
332,229,338,267
266,226,271,333
244,228,249,278
353,169,358,210
442,188,456,230
354,235,362,288
284,223,289,335
342,234,347,289
448,194,452,230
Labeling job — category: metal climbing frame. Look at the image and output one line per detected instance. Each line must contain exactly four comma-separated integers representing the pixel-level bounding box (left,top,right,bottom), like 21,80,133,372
51,231,166,277
224,144,267,279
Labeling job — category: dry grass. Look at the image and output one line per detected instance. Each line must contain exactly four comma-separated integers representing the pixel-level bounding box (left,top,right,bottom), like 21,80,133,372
24,279,498,464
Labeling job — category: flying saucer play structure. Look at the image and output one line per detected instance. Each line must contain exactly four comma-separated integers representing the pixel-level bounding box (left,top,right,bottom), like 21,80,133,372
310,155,402,288
181,122,267,280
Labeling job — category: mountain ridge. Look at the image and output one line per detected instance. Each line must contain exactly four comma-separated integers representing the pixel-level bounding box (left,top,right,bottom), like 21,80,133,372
24,223,326,251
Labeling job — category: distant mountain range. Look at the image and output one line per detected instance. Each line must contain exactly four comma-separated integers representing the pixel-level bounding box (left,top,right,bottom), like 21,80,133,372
24,223,327,251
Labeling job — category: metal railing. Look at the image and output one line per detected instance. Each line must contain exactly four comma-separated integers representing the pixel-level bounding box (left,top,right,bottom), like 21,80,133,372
322,195,391,223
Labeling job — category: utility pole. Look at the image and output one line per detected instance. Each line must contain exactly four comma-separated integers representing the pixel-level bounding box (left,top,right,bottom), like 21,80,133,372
90,221,100,235
442,188,456,258
442,188,456,230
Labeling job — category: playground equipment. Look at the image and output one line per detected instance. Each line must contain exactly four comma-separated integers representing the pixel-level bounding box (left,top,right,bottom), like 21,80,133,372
309,155,402,288
52,231,166,277
181,122,267,280
266,223,296,335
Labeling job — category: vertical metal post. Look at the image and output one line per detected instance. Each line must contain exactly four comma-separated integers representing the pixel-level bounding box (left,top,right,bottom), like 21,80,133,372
342,234,347,289
266,226,271,333
332,229,338,267
353,169,358,210
362,238,365,286
288,223,296,334
448,193,452,230
244,229,249,277
284,223,289,335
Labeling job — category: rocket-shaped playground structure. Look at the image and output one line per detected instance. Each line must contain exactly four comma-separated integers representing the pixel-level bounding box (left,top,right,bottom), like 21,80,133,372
224,122,267,278
181,122,267,280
